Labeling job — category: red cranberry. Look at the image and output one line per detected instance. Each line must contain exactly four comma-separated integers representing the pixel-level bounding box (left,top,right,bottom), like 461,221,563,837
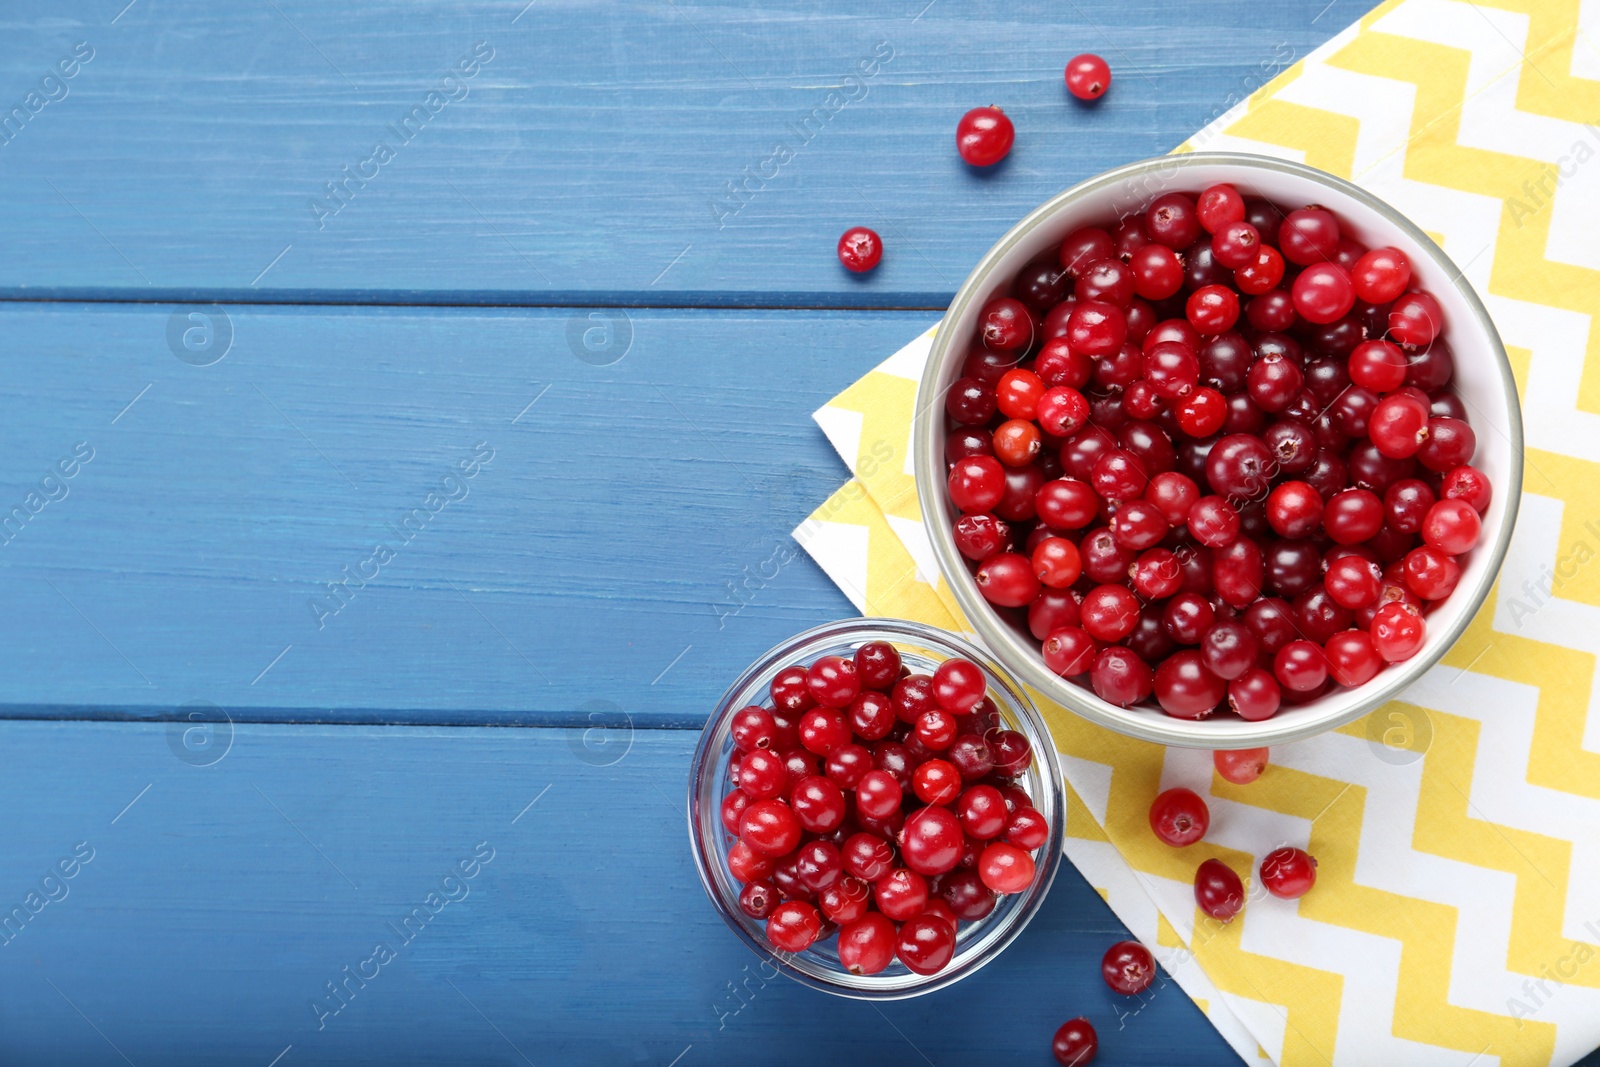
1052,1018,1098,1066
837,226,883,273
1260,846,1317,899
1065,53,1111,99
1149,786,1210,846
896,913,957,975
978,841,1036,894
766,900,822,952
1101,939,1157,994
1213,747,1269,784
1091,647,1153,706
955,106,1014,167
1194,858,1245,921
837,913,897,975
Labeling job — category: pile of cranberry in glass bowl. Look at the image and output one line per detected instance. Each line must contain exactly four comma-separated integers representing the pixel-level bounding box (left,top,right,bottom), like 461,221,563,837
939,181,1496,726
689,619,1064,997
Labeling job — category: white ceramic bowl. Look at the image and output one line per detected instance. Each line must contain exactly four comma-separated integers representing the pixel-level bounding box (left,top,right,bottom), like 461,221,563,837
914,152,1522,749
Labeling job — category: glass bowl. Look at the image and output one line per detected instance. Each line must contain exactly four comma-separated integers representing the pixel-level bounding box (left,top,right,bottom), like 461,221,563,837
912,151,1522,749
687,617,1065,999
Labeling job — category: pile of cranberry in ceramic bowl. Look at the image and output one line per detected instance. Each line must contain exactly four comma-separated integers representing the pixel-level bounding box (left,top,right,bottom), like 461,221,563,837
917,154,1520,746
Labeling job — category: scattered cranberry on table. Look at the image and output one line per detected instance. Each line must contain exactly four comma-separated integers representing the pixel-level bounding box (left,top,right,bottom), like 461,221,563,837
837,226,883,273
1193,858,1245,921
1064,54,1111,101
956,105,1015,166
1260,846,1318,898
1101,939,1157,994
1149,786,1210,847
943,185,1491,721
1052,1016,1099,1065
721,645,1049,976
1213,746,1270,784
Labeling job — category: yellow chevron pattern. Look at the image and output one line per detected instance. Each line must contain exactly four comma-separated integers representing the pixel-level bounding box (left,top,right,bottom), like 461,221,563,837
793,0,1600,1061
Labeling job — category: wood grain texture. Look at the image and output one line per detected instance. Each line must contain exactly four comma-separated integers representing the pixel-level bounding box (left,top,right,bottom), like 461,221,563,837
0,721,1231,1066
0,302,937,725
0,0,1329,306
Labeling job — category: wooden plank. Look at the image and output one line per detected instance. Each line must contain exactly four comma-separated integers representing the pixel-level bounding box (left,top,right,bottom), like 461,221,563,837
0,0,1358,306
0,720,1238,1065
0,302,933,725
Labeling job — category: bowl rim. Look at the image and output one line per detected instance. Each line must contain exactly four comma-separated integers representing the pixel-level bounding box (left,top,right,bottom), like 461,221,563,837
914,150,1524,749
686,615,1066,999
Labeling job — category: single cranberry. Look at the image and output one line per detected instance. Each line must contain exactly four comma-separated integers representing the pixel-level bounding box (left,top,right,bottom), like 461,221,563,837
1246,288,1297,332
739,879,779,920
1352,246,1411,303
1417,417,1475,472
1194,858,1246,921
798,706,852,755
915,708,959,751
909,760,960,808
1371,601,1426,662
737,748,789,800
1212,537,1264,609
1279,206,1340,265
794,838,845,892
1129,243,1184,300
975,551,1041,607
1403,544,1460,600
949,733,998,781
1101,939,1157,994
1005,807,1050,850
1348,339,1408,392
838,913,897,975
1149,786,1210,846
791,775,848,833
1214,747,1269,784
1228,667,1281,720
1260,846,1317,899
1265,480,1323,539
1206,433,1274,498
1441,464,1491,513
766,900,823,952
740,799,802,856
955,105,1014,167
1036,477,1099,530
1188,495,1241,548
837,226,883,273
978,841,1036,894
1064,52,1111,99
1274,639,1329,692
896,913,957,975
874,867,930,921
1060,226,1115,276
730,706,778,753
995,367,1045,419
1091,646,1154,706
1146,192,1201,250
1080,584,1140,642
1292,262,1355,324
901,805,966,876
1152,652,1222,716
1042,625,1097,677
1322,488,1384,545
818,875,870,926
1052,1018,1099,1067
1324,553,1382,609
949,455,1006,513
1422,498,1481,555
940,868,998,922
855,769,903,821
1388,290,1444,347
1200,619,1258,680
842,832,895,881
1068,300,1128,357
1326,629,1382,686
891,674,937,724
848,644,898,694
958,784,1009,840
770,665,814,715
1187,284,1240,335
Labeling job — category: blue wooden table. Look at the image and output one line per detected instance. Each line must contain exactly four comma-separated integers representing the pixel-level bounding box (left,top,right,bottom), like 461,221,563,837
13,3,1586,1064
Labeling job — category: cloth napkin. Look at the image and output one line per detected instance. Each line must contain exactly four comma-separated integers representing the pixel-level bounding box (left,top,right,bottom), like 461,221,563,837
792,1,1600,1063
